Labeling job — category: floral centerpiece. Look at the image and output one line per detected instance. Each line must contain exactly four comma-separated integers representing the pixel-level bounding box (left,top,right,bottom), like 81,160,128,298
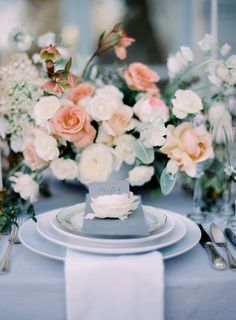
3,24,235,232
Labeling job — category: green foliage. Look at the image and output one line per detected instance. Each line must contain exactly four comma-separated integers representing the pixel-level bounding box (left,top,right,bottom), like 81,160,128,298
160,168,177,195
134,140,154,164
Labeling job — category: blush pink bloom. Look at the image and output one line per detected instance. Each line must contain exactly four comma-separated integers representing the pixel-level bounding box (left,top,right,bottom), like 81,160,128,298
68,83,94,103
134,97,169,122
114,33,135,60
124,62,160,94
41,81,64,94
23,139,47,171
50,105,96,147
160,123,213,177
40,45,60,61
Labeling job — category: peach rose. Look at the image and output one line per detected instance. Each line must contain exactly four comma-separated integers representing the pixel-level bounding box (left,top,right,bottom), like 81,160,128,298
124,62,160,94
50,105,96,147
68,83,94,103
103,105,135,136
160,123,213,177
23,139,47,171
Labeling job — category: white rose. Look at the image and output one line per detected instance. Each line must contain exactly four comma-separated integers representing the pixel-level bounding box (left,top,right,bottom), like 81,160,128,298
34,132,59,161
208,102,232,144
10,172,39,203
85,192,139,220
115,135,136,165
128,166,154,186
84,94,120,121
96,85,124,101
50,158,78,180
34,96,61,126
78,144,114,184
134,97,169,122
198,34,217,52
172,90,203,119
139,118,167,148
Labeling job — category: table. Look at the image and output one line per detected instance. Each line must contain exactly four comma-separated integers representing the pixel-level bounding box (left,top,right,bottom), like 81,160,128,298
0,179,236,320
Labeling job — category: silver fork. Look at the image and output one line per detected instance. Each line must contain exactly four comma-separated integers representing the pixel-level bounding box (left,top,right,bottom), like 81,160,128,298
0,217,25,273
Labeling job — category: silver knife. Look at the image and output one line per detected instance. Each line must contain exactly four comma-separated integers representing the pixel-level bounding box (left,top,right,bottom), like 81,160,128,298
198,224,227,270
225,228,236,247
210,223,236,270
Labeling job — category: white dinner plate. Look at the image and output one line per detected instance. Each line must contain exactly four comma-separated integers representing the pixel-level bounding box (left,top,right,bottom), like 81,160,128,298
51,204,175,245
19,211,201,260
36,209,186,254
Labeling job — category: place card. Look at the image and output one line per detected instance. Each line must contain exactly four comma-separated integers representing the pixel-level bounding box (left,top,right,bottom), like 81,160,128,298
81,181,149,238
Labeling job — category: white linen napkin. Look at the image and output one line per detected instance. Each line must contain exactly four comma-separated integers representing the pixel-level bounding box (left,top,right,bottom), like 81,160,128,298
65,249,164,320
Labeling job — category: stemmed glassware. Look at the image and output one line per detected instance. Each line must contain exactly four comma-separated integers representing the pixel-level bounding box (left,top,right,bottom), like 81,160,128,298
224,126,236,230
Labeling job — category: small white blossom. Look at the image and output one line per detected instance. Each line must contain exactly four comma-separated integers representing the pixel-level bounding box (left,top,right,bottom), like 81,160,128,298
220,43,231,56
128,166,154,186
139,118,167,148
172,90,203,119
115,135,136,165
34,96,61,127
198,34,217,52
34,132,59,161
10,172,39,203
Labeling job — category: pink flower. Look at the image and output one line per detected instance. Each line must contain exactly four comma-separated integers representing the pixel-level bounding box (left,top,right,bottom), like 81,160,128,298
23,139,47,171
68,83,94,103
41,81,64,94
160,123,213,177
114,33,135,60
134,97,169,122
50,105,96,147
124,63,160,94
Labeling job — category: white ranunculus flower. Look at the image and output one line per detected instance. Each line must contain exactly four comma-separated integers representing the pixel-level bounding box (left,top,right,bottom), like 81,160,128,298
34,132,59,161
180,46,193,62
50,158,78,180
139,118,167,148
115,135,136,165
172,90,203,119
128,166,154,186
198,34,217,52
78,144,114,184
208,102,232,144
10,172,39,203
84,94,120,121
96,85,124,101
85,192,139,220
34,96,61,126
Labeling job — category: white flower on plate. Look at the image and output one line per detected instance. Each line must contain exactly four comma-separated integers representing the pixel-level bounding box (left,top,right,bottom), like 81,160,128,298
34,96,61,127
198,34,217,52
139,117,167,148
128,166,154,186
208,102,232,144
10,172,39,203
33,131,59,161
115,134,136,165
78,143,114,184
83,94,120,121
85,192,139,220
50,158,78,180
96,85,124,102
172,89,203,119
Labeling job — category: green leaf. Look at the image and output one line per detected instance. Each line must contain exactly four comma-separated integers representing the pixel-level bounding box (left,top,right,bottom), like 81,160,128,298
65,57,72,72
160,168,177,195
134,140,154,164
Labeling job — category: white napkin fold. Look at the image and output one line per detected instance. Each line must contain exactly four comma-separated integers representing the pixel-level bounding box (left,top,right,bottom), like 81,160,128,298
65,249,164,320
